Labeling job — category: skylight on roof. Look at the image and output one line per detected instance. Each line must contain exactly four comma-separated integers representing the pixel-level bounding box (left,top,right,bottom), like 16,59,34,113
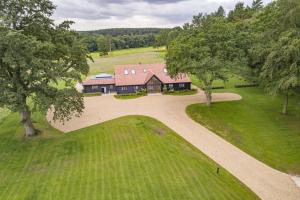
124,69,128,75
163,68,168,73
131,69,136,74
143,69,147,73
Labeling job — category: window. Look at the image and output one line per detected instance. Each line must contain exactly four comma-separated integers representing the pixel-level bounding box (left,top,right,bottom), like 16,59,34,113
135,86,139,90
121,86,127,91
169,84,173,88
163,68,168,73
131,69,136,74
92,85,98,90
110,85,114,89
143,69,147,73
179,83,185,88
124,70,128,75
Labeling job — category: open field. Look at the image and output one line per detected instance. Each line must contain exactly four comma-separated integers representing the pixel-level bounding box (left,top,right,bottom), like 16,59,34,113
88,47,166,75
188,78,300,174
0,113,258,200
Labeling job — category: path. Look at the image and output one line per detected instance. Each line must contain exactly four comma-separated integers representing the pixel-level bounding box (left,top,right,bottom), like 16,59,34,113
47,91,300,200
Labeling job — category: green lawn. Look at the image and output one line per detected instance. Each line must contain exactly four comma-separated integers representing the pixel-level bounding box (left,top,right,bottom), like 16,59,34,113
0,112,258,200
187,78,300,175
83,92,102,97
88,47,166,75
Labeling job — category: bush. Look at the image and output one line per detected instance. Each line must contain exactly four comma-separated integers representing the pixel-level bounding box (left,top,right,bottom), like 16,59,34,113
114,89,147,100
163,89,197,96
212,86,225,89
234,83,259,88
136,88,147,96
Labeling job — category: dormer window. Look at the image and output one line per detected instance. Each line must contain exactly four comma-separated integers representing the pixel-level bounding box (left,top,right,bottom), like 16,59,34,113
131,69,136,74
124,69,128,75
163,68,168,73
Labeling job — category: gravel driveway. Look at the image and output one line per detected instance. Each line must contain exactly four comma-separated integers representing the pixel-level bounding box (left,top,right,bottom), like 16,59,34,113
47,91,300,200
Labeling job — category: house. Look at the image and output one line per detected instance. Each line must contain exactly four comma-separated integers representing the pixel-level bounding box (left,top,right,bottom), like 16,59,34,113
82,64,191,94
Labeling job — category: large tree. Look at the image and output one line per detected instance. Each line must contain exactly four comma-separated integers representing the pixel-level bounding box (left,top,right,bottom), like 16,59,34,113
0,0,90,137
260,30,300,114
258,0,300,114
167,15,238,106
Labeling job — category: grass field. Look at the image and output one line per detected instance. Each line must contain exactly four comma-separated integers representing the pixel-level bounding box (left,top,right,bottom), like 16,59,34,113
0,112,258,200
188,77,300,175
88,47,166,75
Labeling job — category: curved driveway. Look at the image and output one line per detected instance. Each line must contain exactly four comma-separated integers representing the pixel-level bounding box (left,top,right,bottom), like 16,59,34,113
47,91,300,200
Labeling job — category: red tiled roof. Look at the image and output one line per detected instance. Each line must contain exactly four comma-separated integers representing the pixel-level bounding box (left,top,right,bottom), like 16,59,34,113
115,64,191,86
82,77,115,86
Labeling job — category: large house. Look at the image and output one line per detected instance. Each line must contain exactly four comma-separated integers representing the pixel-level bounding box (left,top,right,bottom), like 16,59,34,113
82,64,191,94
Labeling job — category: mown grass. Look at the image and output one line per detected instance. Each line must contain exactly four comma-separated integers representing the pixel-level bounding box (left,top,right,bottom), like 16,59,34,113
188,77,300,174
88,47,166,75
0,112,259,200
83,92,102,97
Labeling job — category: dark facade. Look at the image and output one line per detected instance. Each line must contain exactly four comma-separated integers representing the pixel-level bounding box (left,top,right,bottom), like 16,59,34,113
165,82,191,91
146,76,163,93
83,82,191,94
83,84,116,94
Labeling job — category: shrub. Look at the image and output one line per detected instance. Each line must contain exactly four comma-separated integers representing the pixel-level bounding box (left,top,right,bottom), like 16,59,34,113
234,83,259,88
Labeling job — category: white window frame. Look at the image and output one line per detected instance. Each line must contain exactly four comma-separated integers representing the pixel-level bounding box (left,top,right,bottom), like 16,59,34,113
179,83,185,88
92,85,98,90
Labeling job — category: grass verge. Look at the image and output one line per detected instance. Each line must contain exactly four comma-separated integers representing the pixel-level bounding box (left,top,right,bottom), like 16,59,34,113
83,92,102,97
114,93,146,100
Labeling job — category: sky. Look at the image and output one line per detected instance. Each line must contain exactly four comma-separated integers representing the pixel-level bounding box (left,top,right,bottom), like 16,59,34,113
51,0,273,31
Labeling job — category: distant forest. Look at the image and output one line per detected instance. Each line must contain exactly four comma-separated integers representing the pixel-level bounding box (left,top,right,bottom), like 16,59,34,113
79,28,166,37
79,28,169,53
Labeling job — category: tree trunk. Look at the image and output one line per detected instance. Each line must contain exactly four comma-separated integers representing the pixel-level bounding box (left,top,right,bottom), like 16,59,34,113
282,94,289,115
21,109,36,137
205,90,212,107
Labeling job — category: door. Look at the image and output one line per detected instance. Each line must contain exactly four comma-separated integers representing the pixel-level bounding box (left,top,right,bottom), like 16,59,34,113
147,76,162,93
101,87,106,93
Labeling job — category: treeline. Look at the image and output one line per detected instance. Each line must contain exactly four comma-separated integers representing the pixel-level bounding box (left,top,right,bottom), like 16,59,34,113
165,0,300,114
80,28,166,37
79,28,169,53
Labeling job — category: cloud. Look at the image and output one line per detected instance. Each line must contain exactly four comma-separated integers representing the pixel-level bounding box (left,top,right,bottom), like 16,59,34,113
51,0,273,31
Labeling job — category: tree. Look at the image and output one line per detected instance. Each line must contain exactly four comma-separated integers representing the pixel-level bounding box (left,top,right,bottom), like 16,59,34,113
228,2,252,22
154,29,170,48
0,0,90,137
167,15,237,106
256,0,300,114
260,30,300,114
252,0,264,11
97,35,111,56
215,6,225,17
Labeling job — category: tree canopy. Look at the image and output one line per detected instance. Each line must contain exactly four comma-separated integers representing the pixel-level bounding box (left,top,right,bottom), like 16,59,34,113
167,15,238,106
166,0,300,113
0,0,90,137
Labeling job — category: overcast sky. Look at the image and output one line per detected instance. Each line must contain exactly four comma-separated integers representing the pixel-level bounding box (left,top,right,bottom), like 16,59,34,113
51,0,273,31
